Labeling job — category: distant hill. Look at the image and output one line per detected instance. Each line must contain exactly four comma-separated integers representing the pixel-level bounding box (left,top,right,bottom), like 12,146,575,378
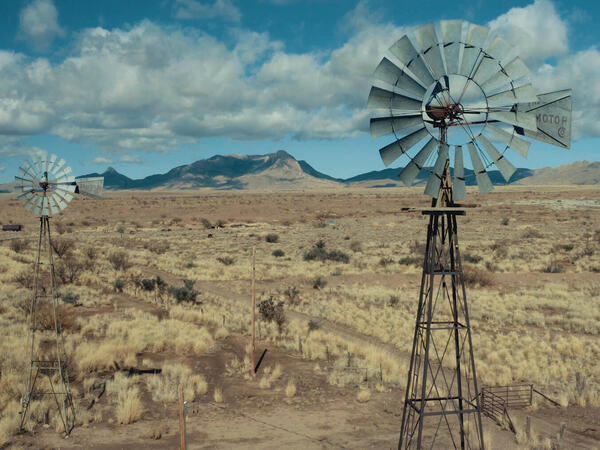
79,150,341,190
2,152,596,192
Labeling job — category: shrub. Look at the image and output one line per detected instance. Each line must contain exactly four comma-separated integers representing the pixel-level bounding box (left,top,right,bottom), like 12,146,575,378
51,237,74,258
109,251,132,272
284,286,300,304
115,387,144,424
13,271,33,289
170,280,198,303
388,295,400,307
265,233,279,243
258,296,286,333
85,246,97,261
312,277,327,290
501,217,510,226
113,278,125,293
144,241,169,254
356,388,371,403
463,252,483,264
9,238,28,253
398,256,421,266
462,265,493,287
272,249,285,257
200,218,213,229
304,241,349,263
141,279,156,292
217,256,235,265
308,320,320,331
62,291,79,304
379,257,394,267
285,379,297,398
522,228,543,239
543,261,565,273
55,255,83,284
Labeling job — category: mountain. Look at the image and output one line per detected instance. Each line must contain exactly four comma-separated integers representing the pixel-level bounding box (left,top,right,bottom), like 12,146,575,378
79,150,341,190
73,152,600,191
513,161,600,185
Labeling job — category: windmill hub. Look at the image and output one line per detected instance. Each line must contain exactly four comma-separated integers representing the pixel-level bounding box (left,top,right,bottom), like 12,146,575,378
421,74,488,146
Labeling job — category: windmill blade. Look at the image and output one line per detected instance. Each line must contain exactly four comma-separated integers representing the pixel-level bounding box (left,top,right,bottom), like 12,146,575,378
488,110,537,132
389,36,434,87
367,86,423,111
18,191,35,203
370,115,423,138
379,127,429,167
23,161,40,180
476,134,517,181
424,144,449,198
75,177,104,198
54,165,72,180
485,123,530,158
54,188,74,204
15,176,35,191
32,197,43,215
453,145,466,201
467,142,493,195
481,57,530,94
51,193,68,211
515,89,572,149
51,158,66,176
51,175,76,185
17,166,36,181
487,84,539,108
398,138,437,186
459,23,489,77
31,153,42,175
412,23,445,80
373,58,427,98
48,195,58,215
440,20,462,75
47,154,57,174
24,195,38,212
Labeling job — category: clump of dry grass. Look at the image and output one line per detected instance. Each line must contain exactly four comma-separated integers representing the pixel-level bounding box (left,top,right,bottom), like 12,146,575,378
147,363,207,402
214,386,224,403
285,379,297,398
356,387,371,403
115,387,144,424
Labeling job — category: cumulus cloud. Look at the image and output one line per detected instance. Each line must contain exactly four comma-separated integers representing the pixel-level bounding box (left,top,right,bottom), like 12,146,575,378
119,155,143,164
92,156,113,164
17,0,66,51
488,0,568,69
0,1,597,156
173,0,241,22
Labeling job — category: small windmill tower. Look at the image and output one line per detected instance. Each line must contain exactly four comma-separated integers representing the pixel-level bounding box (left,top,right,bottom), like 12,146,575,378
15,152,103,434
368,20,572,449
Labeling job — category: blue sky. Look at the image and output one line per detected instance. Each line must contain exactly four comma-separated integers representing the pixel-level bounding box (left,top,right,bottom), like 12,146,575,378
0,0,598,182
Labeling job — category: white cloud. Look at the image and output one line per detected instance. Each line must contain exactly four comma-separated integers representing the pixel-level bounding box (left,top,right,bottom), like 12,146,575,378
0,166,5,172
119,155,143,164
173,0,241,22
18,0,66,51
0,1,597,156
488,0,568,69
92,156,113,164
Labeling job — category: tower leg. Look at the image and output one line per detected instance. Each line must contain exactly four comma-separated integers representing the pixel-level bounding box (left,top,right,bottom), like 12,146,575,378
398,210,484,449
20,216,75,434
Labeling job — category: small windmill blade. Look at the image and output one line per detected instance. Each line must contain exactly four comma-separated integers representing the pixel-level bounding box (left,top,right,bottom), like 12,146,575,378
367,86,423,111
370,115,423,138
379,127,429,167
389,36,434,88
481,57,530,94
453,145,467,201
485,123,530,158
440,20,463,75
487,84,539,108
398,138,437,186
424,144,449,198
476,134,517,181
459,23,489,77
467,142,493,195
515,89,572,149
373,58,427,98
488,110,537,131
412,23,445,80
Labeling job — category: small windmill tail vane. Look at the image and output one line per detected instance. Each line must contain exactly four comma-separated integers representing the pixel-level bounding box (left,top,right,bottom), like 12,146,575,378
368,20,572,449
15,152,103,435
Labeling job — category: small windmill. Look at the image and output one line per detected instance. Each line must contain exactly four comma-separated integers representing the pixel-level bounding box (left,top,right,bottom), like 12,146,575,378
368,20,571,449
15,152,104,434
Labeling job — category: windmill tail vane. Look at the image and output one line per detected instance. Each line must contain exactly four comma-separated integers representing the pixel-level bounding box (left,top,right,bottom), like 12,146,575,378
368,19,572,201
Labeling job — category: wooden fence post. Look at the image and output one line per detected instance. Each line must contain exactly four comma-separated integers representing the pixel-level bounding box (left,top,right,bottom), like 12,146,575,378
251,247,256,376
179,384,186,450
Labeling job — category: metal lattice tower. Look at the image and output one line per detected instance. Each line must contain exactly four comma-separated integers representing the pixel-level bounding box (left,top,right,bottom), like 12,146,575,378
20,215,76,434
15,152,104,434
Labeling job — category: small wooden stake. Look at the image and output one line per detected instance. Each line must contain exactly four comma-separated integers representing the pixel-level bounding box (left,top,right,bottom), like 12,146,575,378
251,247,256,376
179,384,186,450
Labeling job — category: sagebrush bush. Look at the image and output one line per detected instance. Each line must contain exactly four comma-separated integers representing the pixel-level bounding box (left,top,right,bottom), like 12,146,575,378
265,233,279,243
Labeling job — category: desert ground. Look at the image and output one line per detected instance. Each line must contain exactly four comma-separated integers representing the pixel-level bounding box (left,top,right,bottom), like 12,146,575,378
0,185,599,449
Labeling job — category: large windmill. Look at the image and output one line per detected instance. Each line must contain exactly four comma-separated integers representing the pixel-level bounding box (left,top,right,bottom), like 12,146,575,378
15,152,104,434
367,20,572,449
